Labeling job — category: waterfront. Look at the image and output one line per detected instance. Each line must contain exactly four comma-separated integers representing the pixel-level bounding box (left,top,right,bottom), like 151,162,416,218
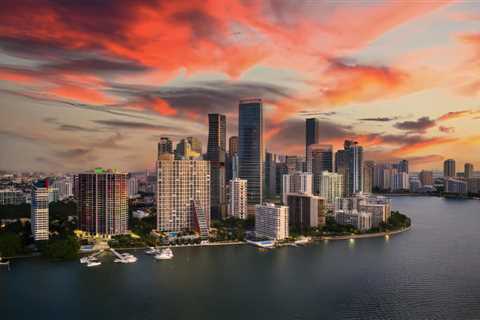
2,197,480,319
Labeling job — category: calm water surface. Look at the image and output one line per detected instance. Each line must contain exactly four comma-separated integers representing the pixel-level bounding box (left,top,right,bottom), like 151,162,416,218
2,197,480,319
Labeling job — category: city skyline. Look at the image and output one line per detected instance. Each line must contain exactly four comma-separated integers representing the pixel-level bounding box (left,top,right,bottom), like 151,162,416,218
0,1,480,172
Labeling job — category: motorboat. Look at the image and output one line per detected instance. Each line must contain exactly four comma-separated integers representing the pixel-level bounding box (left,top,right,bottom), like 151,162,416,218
80,257,90,264
145,247,159,255
86,261,101,267
154,248,174,260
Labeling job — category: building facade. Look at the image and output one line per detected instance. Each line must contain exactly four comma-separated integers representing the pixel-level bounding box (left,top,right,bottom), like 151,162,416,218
78,168,128,236
31,180,49,241
282,172,313,204
207,113,227,219
0,188,25,205
228,178,248,219
255,203,289,240
419,170,434,186
238,99,264,210
465,163,474,179
157,159,210,234
286,193,326,232
336,140,363,196
158,137,173,159
318,171,344,208
443,159,456,178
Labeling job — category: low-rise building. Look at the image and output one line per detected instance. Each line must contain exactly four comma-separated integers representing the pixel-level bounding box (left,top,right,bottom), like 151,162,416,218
334,210,372,232
335,194,391,227
444,177,467,194
255,203,289,240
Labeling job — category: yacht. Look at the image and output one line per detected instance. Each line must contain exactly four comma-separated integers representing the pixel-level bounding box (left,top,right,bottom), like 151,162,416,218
80,257,90,264
86,261,101,267
154,248,174,260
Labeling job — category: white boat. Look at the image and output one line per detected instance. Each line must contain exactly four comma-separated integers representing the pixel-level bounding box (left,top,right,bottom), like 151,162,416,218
80,257,90,264
154,248,174,260
86,261,101,267
114,253,138,263
145,247,159,255
294,237,312,245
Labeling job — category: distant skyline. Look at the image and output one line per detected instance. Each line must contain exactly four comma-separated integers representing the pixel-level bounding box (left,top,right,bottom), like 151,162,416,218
0,0,479,172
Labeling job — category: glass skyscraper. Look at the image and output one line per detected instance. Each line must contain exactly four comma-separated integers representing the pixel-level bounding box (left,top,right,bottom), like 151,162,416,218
238,98,264,210
207,113,227,219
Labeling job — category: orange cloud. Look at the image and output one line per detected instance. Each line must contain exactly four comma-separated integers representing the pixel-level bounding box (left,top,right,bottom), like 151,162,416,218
48,85,116,105
152,98,177,116
437,109,480,121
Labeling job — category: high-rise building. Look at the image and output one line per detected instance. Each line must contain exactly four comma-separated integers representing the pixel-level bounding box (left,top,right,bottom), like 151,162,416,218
419,170,433,186
0,188,25,205
31,180,49,241
78,169,128,236
265,152,277,198
158,137,173,159
305,118,320,158
318,171,344,207
187,136,203,155
128,175,139,198
443,159,456,178
282,172,313,204
307,144,333,193
176,138,200,160
238,99,264,211
228,136,239,157
335,140,363,196
228,178,248,219
398,160,409,173
207,113,227,219
465,163,474,179
286,193,326,232
275,162,288,195
363,161,375,193
52,177,73,200
227,136,239,181
255,203,289,240
285,155,302,174
307,144,333,173
391,171,409,191
156,158,210,235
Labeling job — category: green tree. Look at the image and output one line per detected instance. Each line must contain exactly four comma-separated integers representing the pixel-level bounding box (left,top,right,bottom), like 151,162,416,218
0,232,23,257
42,236,80,260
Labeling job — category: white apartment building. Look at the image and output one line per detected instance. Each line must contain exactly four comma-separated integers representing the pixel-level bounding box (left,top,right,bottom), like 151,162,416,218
282,171,312,204
157,156,210,233
335,210,372,231
318,171,344,208
52,177,73,200
255,203,289,240
229,178,248,219
335,194,391,227
128,176,139,198
31,180,49,241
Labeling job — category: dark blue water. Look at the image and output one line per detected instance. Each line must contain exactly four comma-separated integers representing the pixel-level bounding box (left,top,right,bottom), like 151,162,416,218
2,197,480,319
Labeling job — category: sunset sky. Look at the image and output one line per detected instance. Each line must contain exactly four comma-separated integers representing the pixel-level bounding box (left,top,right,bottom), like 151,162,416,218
0,0,479,172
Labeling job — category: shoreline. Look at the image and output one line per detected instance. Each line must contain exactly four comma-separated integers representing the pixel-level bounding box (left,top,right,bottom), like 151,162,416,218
2,228,411,260
319,226,411,241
